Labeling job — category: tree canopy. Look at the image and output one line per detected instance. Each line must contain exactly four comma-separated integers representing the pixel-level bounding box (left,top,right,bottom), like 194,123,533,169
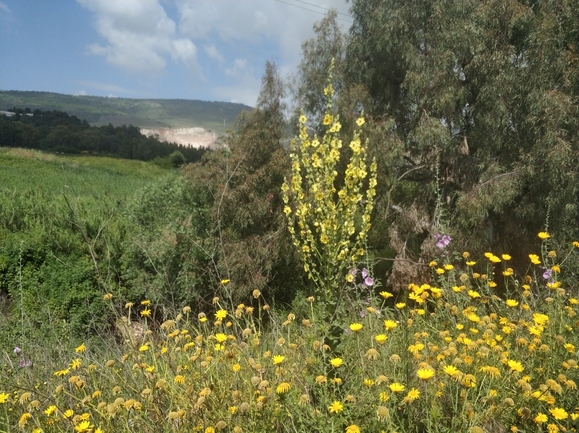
338,0,579,275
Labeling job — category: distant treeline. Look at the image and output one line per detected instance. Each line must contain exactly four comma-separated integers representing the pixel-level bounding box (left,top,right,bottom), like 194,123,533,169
0,108,207,164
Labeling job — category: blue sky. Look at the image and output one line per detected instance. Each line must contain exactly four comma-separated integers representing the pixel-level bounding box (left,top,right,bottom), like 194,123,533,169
0,0,352,106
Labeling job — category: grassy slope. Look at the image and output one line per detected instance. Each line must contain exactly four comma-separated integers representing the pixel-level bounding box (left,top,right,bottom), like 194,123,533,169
0,90,252,133
0,147,168,200
0,148,172,356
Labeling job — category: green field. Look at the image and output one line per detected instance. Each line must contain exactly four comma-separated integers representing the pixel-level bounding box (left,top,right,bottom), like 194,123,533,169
0,147,167,198
0,148,179,347
0,90,251,133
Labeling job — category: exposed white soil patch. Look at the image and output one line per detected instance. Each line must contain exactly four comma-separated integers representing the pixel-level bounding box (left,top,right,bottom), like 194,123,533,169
141,127,221,149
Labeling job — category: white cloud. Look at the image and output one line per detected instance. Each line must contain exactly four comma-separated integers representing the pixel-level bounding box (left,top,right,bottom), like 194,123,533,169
77,0,351,104
225,58,248,77
172,38,197,64
176,0,351,103
0,1,10,14
77,0,199,76
213,75,262,106
177,1,351,63
204,44,223,64
74,90,87,96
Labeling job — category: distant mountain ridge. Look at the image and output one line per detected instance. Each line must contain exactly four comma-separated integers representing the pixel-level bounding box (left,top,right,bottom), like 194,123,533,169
0,90,252,134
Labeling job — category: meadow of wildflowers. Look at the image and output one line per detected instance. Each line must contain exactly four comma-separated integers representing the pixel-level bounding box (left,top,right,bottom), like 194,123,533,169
2,237,579,433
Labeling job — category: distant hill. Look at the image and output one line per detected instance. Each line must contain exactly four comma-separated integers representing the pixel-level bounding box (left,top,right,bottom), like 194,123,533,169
0,90,252,134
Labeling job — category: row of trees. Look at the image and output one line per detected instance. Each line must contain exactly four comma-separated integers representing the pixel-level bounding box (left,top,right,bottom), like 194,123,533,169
0,108,206,164
184,0,579,299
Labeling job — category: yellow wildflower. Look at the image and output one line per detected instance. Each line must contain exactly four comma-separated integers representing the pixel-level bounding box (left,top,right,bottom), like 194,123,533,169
330,358,343,368
328,401,343,413
383,320,398,330
276,382,290,394
75,421,94,433
549,407,568,420
443,365,461,378
215,310,227,320
417,368,435,380
349,323,363,332
174,375,185,384
375,334,387,344
18,413,32,428
507,360,524,373
529,254,541,265
405,388,420,401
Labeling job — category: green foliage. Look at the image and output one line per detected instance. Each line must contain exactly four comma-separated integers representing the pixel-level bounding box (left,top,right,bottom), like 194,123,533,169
183,61,301,305
341,0,579,276
120,174,211,309
168,150,186,168
292,10,347,130
0,149,168,346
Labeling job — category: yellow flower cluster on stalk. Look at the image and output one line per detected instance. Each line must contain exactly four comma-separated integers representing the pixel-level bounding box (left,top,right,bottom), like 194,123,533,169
281,70,377,300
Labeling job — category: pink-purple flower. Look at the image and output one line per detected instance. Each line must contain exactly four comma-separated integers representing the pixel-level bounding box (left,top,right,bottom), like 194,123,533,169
435,233,451,250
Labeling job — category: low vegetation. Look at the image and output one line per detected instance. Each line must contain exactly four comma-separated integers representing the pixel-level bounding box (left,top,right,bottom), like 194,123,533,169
2,237,579,433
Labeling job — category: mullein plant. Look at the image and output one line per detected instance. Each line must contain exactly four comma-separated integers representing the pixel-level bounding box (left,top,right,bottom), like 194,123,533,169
281,63,377,324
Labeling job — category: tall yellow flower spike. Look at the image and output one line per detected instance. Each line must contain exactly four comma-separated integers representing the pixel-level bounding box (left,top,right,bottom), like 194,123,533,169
282,61,377,303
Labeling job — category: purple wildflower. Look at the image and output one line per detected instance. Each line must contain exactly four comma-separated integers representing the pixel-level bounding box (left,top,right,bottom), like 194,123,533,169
14,347,21,355
19,359,32,368
542,269,553,282
435,234,451,250
361,268,369,279
364,276,374,287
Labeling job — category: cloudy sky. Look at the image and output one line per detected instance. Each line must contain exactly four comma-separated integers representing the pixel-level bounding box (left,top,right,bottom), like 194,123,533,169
0,0,352,106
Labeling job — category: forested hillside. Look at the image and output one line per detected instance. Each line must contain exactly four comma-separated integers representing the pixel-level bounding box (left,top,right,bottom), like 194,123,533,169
0,108,206,165
0,90,251,132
